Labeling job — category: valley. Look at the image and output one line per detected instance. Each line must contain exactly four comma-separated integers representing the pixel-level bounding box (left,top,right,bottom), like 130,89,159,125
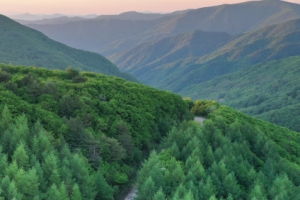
1,0,300,199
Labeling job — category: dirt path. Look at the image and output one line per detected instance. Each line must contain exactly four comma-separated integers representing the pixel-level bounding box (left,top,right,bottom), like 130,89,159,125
123,186,137,200
123,116,206,199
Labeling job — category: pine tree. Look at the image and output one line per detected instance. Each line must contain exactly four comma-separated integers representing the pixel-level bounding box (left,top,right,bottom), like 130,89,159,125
249,183,267,200
152,188,166,200
199,177,216,200
137,176,156,200
59,182,69,200
0,176,10,199
12,142,29,170
0,105,12,132
172,184,188,199
94,171,113,200
0,148,8,177
269,173,297,199
43,152,61,187
223,172,242,199
6,161,19,180
71,184,82,200
45,184,61,200
8,181,22,200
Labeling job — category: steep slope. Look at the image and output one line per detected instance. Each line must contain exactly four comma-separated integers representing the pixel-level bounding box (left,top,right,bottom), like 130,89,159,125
181,56,300,132
27,1,300,56
0,15,136,81
136,103,300,199
125,18,300,93
0,64,192,199
27,18,164,55
200,18,300,64
110,30,232,72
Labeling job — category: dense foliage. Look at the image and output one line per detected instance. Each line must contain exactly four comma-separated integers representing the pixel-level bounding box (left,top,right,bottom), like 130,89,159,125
182,56,300,132
0,15,136,81
136,103,300,199
0,110,104,200
0,64,192,199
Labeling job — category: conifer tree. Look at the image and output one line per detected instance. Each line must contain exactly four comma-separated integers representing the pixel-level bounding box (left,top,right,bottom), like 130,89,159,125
71,184,82,200
12,143,29,170
152,188,166,200
137,176,156,200
8,181,22,200
0,105,12,132
94,171,113,200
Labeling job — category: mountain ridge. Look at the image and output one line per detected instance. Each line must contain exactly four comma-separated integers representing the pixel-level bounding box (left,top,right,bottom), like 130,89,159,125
0,14,137,81
26,0,300,56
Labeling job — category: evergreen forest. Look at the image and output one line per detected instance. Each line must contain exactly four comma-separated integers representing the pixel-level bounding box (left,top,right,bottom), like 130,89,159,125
0,64,192,199
136,102,300,200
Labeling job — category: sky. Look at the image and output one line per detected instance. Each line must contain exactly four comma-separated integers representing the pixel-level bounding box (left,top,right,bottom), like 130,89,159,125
1,0,300,15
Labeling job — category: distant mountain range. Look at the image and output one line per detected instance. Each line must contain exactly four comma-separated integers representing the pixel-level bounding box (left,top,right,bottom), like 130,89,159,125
25,0,300,56
0,15,136,81
111,18,300,91
109,17,300,131
9,13,97,21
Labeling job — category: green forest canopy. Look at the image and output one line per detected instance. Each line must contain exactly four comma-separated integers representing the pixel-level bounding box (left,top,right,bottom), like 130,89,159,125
136,104,300,199
0,64,192,199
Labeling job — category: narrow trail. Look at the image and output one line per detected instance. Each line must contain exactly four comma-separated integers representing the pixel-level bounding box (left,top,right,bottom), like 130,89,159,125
123,186,137,200
123,116,206,200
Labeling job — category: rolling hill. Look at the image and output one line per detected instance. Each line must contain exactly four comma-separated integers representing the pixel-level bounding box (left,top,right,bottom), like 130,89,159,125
110,30,233,73
0,15,136,81
114,18,300,92
181,56,300,132
26,0,300,56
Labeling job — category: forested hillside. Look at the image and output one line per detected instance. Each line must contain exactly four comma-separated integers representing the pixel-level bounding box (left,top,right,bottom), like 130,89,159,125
181,56,300,132
27,0,300,56
0,15,136,82
136,102,300,199
0,64,192,199
114,18,300,93
110,30,232,73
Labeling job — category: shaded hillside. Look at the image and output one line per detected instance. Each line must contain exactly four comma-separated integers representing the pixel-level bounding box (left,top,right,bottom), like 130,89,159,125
136,102,300,199
0,15,136,81
0,64,192,199
27,18,164,55
181,56,300,132
200,18,300,64
125,18,300,93
110,30,232,72
27,1,300,56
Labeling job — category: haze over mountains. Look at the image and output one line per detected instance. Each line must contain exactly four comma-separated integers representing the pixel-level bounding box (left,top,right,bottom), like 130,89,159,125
25,0,300,56
0,15,136,81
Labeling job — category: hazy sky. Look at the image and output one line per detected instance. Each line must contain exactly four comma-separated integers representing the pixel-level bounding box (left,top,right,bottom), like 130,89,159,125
1,0,300,15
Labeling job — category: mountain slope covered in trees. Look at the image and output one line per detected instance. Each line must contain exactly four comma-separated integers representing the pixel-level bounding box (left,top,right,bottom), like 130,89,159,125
110,30,233,73
181,56,300,132
27,0,300,56
136,102,300,199
112,18,300,93
0,15,136,82
0,64,192,199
